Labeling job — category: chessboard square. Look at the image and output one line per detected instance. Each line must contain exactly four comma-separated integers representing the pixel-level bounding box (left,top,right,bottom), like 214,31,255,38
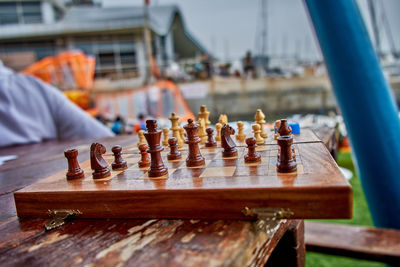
269,149,278,154
269,157,277,165
208,159,238,167
200,166,236,177
169,167,206,178
234,165,268,176
126,157,139,164
257,150,270,157
256,146,270,151
166,160,185,169
117,169,148,180
203,153,217,160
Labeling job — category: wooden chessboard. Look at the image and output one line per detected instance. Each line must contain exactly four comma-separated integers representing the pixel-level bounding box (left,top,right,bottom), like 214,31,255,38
14,129,352,220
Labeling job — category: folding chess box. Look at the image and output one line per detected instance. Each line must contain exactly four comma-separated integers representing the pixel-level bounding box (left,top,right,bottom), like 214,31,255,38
14,129,352,220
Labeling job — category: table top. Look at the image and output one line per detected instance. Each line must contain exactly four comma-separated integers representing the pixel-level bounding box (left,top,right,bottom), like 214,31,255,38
0,134,294,267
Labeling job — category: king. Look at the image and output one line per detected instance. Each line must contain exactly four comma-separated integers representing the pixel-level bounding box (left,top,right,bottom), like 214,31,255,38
144,120,168,177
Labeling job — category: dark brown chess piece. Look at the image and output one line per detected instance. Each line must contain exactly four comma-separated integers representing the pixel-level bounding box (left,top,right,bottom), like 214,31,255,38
277,119,292,136
167,137,182,160
138,143,150,168
144,120,168,177
205,128,217,147
221,124,238,157
184,118,205,167
111,145,127,170
276,135,297,173
90,143,111,179
244,137,261,163
64,149,85,180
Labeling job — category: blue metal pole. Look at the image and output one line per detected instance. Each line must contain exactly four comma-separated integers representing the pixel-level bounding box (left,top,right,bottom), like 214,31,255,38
304,0,400,229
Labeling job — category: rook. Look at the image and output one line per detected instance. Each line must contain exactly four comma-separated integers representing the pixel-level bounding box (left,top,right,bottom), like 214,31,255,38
64,149,85,180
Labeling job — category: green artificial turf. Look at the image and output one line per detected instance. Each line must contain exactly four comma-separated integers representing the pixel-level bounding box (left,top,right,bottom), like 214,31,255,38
305,152,385,267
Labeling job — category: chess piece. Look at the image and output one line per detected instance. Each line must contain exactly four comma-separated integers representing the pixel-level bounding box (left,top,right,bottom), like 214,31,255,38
276,135,297,173
235,121,246,141
111,145,127,170
274,120,281,140
244,137,261,163
184,118,205,167
138,143,150,168
198,105,211,128
252,124,265,145
169,112,184,147
205,128,217,147
167,137,182,160
198,118,207,143
255,109,267,139
278,119,292,136
221,124,238,157
215,123,222,141
218,114,228,125
162,128,169,146
64,149,84,180
90,143,111,179
144,120,168,177
137,130,147,147
179,127,186,144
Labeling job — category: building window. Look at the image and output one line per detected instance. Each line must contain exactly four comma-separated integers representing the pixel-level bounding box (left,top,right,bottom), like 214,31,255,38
0,1,42,25
74,38,138,79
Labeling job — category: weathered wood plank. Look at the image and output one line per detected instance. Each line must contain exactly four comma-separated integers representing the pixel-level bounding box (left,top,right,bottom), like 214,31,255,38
0,219,290,267
305,222,400,265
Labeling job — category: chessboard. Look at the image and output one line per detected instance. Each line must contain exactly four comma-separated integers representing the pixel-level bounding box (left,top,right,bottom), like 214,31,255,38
14,128,352,220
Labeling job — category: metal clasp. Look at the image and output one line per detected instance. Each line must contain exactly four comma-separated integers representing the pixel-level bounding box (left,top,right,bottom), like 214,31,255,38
242,207,294,236
44,209,82,231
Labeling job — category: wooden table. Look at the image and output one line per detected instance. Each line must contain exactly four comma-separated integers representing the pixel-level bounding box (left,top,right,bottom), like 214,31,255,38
0,135,305,267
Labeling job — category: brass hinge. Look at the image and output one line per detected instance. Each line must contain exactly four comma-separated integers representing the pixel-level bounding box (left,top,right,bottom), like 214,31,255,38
242,207,294,237
44,209,82,231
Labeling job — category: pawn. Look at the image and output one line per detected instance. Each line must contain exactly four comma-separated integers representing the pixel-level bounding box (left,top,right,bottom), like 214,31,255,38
179,127,186,147
111,145,127,170
162,128,169,146
138,143,150,168
64,149,85,180
215,123,222,141
244,137,261,163
205,128,217,147
252,124,264,145
137,130,147,147
167,137,182,160
235,121,246,142
274,120,281,140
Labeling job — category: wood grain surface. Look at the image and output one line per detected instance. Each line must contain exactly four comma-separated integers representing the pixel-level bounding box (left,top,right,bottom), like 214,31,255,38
14,130,352,220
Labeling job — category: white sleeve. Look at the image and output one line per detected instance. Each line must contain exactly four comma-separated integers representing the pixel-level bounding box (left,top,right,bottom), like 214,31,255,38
28,75,115,139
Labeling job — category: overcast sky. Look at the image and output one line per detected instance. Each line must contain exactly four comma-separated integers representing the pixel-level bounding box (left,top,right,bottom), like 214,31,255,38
103,0,400,61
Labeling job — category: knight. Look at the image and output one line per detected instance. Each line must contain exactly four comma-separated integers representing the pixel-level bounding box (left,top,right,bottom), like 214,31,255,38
90,143,111,179
221,124,238,157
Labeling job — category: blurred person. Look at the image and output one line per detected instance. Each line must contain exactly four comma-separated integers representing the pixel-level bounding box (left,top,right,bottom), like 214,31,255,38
0,60,113,147
133,113,146,133
201,53,213,79
243,51,255,78
111,115,125,135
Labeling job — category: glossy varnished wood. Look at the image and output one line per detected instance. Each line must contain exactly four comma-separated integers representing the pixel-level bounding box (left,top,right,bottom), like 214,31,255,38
14,132,352,220
305,222,400,265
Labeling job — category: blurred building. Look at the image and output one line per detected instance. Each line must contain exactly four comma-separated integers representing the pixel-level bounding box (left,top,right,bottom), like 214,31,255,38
0,0,206,83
